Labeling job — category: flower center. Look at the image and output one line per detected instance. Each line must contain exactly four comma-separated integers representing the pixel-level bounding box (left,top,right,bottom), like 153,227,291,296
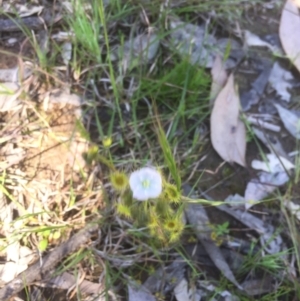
141,179,150,188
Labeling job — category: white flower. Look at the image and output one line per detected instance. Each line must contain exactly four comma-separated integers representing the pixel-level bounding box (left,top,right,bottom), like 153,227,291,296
129,167,162,201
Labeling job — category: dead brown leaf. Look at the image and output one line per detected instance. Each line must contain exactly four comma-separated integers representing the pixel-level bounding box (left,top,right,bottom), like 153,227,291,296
279,0,300,73
210,74,246,166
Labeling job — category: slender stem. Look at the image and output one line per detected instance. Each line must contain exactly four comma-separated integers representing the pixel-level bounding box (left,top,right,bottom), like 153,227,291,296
181,196,225,206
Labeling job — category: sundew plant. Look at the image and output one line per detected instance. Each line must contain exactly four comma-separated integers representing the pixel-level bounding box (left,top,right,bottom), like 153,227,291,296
110,167,184,245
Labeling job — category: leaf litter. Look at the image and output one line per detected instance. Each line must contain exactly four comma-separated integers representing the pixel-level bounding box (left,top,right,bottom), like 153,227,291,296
274,103,300,139
251,153,294,173
1,0,300,300
268,62,294,102
183,186,243,290
240,62,272,111
111,29,160,71
244,171,290,210
244,30,282,54
279,0,300,73
209,55,227,107
210,73,246,166
169,19,244,69
252,127,289,158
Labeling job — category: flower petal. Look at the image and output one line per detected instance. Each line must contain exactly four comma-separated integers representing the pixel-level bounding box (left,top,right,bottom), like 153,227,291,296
133,186,149,201
129,167,162,201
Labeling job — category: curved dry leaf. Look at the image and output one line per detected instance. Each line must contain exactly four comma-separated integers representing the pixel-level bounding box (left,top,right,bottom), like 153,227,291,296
45,272,103,294
185,203,243,290
61,42,72,65
244,171,289,209
143,260,186,294
209,55,227,107
241,277,275,296
0,262,28,283
285,200,300,221
0,83,22,112
174,278,201,301
128,282,156,301
251,153,294,173
252,127,288,158
218,203,284,255
244,30,281,54
0,192,13,236
2,4,44,17
274,104,300,138
210,74,246,166
114,31,160,71
169,20,216,68
268,62,294,102
279,0,300,73
215,38,244,69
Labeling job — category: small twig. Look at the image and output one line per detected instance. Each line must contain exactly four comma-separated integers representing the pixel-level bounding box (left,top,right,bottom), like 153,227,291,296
246,116,280,132
0,222,100,301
